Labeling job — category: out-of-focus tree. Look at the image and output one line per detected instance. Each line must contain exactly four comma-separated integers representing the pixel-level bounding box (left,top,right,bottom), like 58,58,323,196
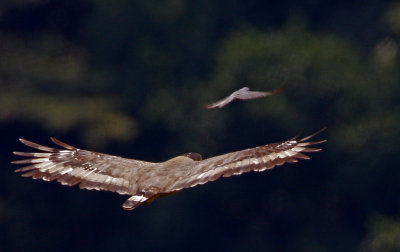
0,1,137,147
359,216,400,251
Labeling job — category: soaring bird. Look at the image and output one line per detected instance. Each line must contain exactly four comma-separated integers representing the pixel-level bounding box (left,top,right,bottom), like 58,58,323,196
205,86,284,109
12,129,325,211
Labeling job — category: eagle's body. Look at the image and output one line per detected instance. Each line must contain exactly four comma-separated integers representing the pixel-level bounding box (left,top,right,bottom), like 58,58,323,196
12,130,325,210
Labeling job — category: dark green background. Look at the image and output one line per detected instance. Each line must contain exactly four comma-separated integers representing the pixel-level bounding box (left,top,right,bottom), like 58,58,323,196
1,0,399,251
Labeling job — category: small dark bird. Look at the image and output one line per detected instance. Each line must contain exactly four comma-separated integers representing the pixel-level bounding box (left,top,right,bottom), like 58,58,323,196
12,129,325,211
205,86,284,109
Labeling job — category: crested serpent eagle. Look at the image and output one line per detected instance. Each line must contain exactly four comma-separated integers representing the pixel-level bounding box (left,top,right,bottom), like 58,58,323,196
12,129,326,210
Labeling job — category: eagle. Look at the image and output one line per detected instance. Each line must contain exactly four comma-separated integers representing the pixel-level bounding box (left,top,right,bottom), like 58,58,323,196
205,86,284,109
12,129,325,211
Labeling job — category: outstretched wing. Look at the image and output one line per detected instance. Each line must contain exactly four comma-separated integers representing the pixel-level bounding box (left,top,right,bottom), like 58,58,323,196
12,130,325,211
166,129,326,191
12,138,155,195
205,86,284,109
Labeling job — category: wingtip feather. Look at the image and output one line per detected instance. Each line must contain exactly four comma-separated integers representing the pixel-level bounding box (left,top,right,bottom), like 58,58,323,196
271,85,285,95
299,127,327,142
50,137,76,150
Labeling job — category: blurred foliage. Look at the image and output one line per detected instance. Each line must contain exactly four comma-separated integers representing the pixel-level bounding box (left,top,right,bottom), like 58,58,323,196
0,31,137,147
386,1,400,33
360,216,400,251
0,0,399,252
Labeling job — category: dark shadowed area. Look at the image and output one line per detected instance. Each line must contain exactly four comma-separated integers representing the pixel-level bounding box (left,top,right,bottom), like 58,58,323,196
1,0,399,251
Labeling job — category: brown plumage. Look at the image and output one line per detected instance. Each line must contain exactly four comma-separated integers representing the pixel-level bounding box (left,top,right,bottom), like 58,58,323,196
205,86,284,109
12,129,326,211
